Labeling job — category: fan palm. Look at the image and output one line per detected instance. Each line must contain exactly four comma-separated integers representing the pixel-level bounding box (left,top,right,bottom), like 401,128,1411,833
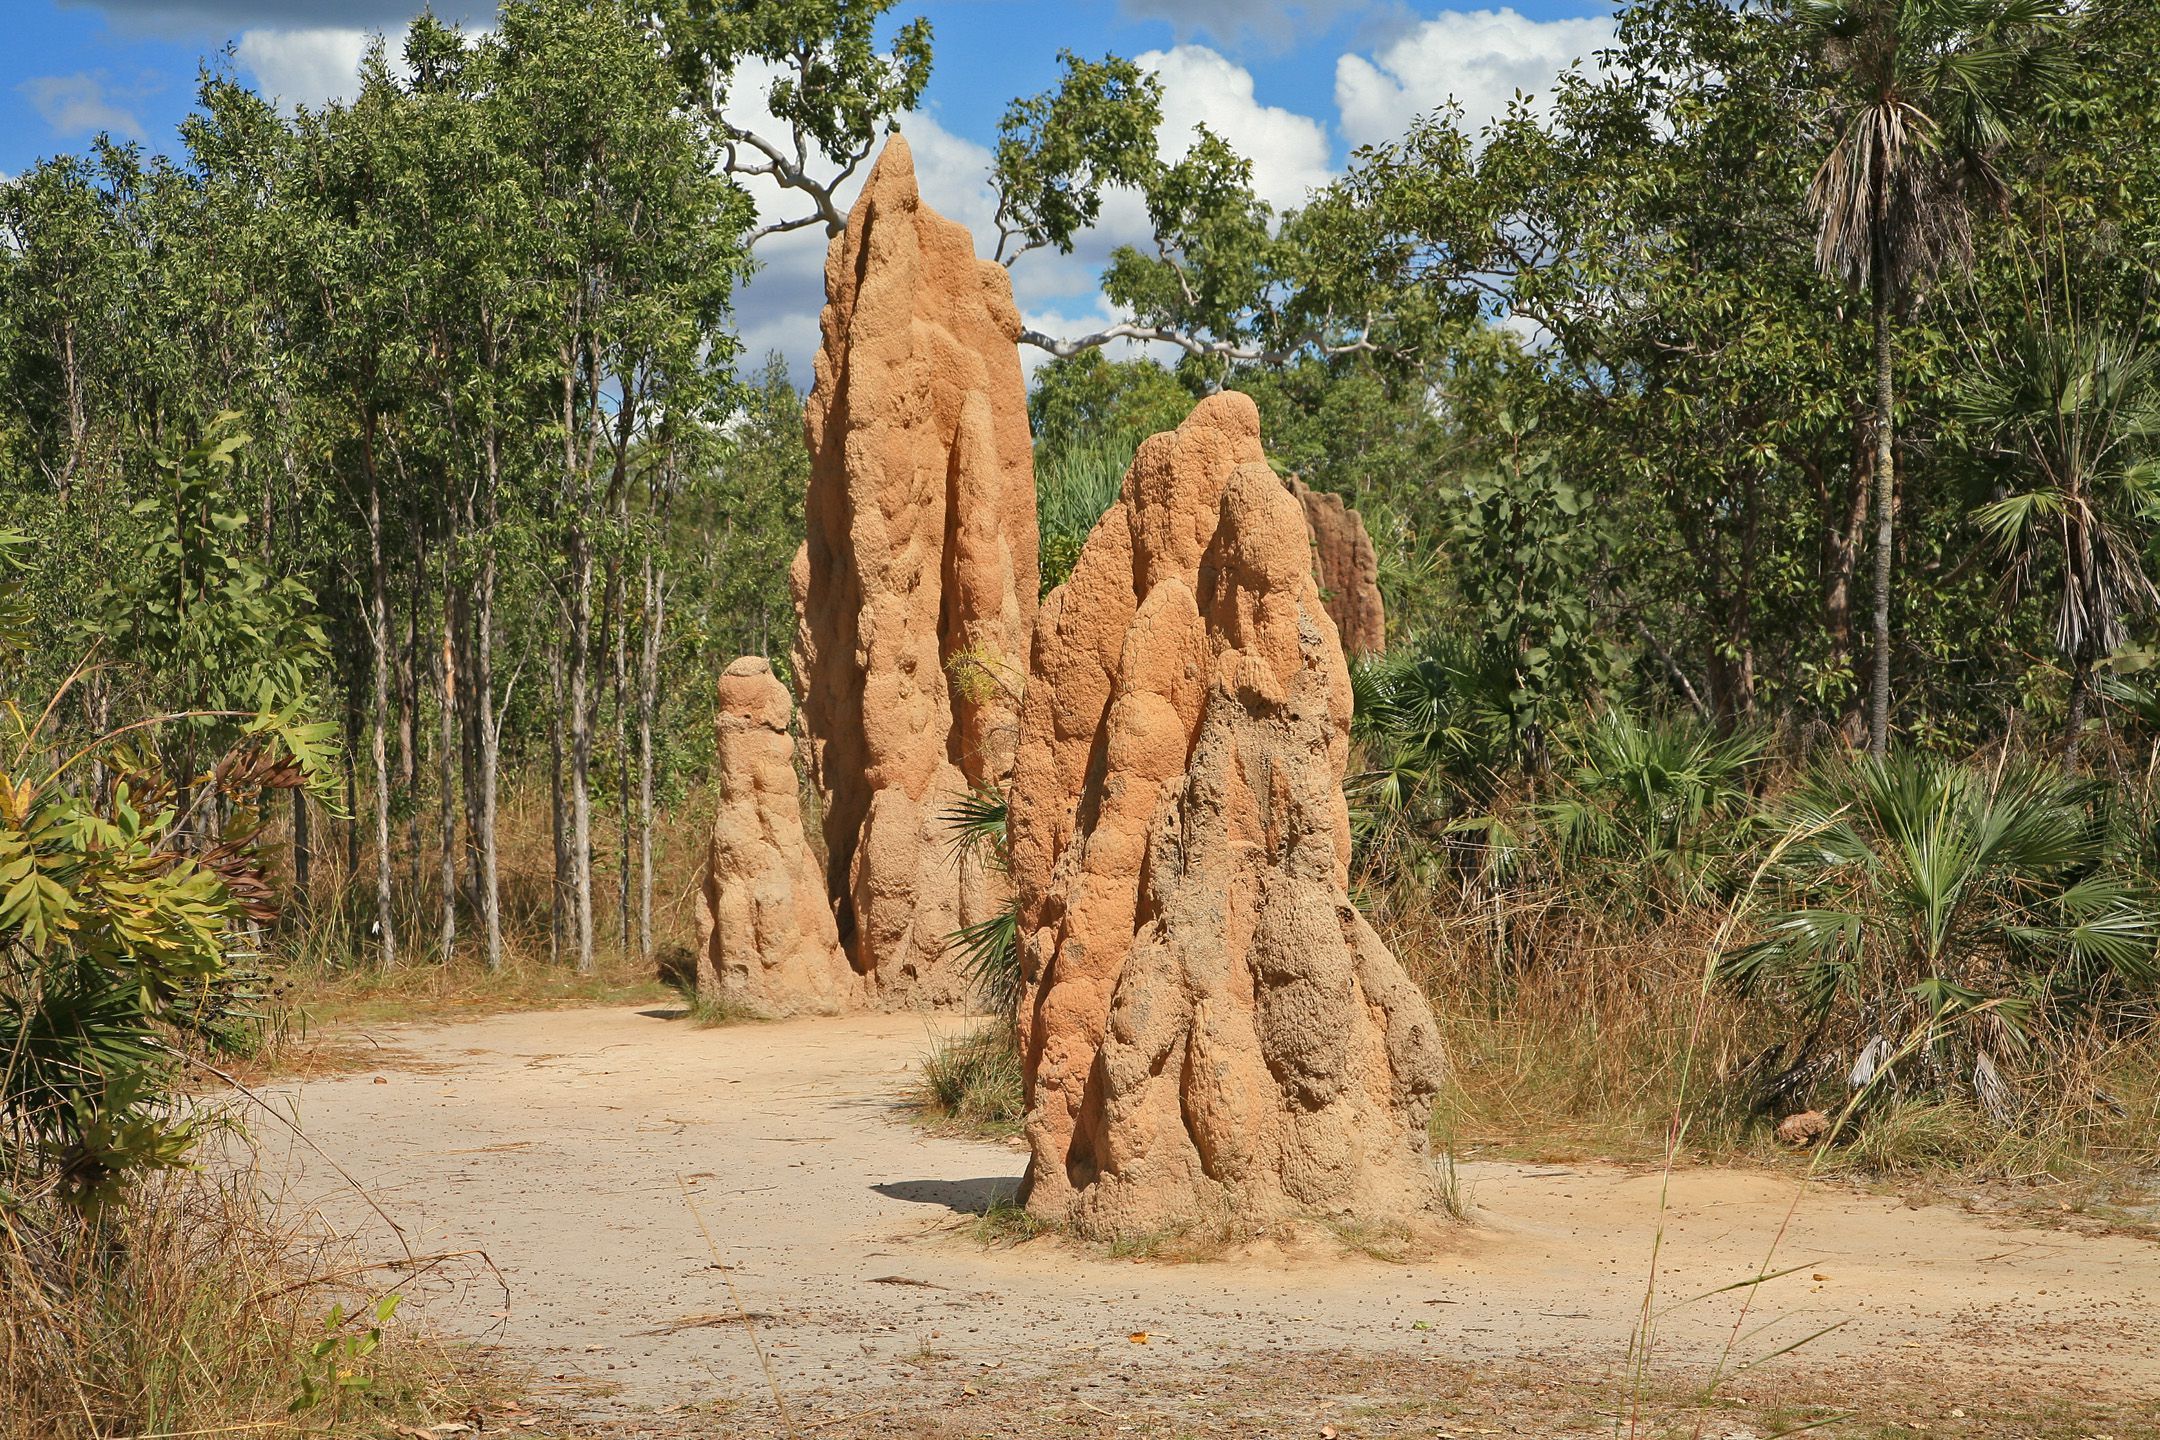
1962,309,2160,763
939,785,1022,1016
1797,0,2068,756
1536,708,1768,912
1348,637,1522,886
1726,751,2160,1115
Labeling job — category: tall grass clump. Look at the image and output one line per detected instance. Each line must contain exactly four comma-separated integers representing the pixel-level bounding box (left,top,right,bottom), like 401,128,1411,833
1036,432,1137,593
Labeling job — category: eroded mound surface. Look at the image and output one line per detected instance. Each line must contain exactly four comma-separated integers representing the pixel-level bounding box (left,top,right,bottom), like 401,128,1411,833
790,135,1038,1008
694,656,856,1017
1010,393,1446,1239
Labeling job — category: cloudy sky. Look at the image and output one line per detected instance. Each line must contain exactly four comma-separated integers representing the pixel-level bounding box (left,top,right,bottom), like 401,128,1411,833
4,0,1616,380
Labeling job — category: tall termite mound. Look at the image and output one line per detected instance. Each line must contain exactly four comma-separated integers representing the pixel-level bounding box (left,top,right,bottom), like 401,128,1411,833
1292,476,1386,656
1008,392,1447,1239
791,135,1039,1008
693,657,858,1018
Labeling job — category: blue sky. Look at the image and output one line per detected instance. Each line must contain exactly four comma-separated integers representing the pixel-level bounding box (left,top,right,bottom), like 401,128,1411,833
4,0,1617,376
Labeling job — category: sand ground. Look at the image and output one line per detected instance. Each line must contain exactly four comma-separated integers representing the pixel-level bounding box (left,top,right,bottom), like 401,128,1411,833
258,1006,2159,1437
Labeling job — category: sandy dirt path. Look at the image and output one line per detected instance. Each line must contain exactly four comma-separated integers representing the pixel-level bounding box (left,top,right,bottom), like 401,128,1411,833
263,1006,2158,1432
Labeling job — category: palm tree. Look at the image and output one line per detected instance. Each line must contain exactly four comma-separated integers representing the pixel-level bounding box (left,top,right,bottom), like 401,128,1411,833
1963,304,2160,763
1797,0,2067,757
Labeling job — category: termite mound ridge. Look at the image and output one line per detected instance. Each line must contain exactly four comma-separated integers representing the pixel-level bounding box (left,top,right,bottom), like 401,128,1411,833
790,135,1039,1008
694,657,859,1018
1009,391,1448,1240
1291,475,1386,657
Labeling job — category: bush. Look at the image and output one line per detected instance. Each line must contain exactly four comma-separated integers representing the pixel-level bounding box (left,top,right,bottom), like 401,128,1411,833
1728,751,2160,1123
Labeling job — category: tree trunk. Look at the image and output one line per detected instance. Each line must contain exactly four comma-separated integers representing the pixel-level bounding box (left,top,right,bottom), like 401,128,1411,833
292,788,311,918
438,576,459,967
343,686,361,879
568,535,596,975
400,514,422,895
549,638,569,968
1818,433,1871,745
1867,242,1897,760
2065,646,2092,769
475,428,503,972
364,423,399,970
637,555,664,966
614,589,632,956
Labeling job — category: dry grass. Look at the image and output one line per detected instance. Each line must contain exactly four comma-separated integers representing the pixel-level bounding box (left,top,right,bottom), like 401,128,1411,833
912,1024,1026,1139
1374,870,2160,1211
0,1141,508,1440
249,783,714,1074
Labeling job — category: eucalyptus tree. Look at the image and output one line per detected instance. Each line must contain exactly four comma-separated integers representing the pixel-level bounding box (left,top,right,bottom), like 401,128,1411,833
1797,0,2069,756
282,59,426,967
493,0,751,972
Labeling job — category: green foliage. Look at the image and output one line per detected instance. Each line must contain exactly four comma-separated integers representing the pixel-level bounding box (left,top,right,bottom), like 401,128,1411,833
82,419,327,746
1535,709,1768,911
1728,752,2160,1114
288,1294,402,1418
0,512,341,1207
993,52,1162,262
1348,636,1519,885
1034,431,1135,593
1961,296,2160,701
655,0,932,171
1027,353,1194,458
1103,128,1279,352
1448,414,1613,755
0,733,338,1207
939,785,1020,1016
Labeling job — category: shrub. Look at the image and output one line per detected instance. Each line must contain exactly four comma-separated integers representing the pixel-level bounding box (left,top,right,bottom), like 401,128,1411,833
1727,751,2160,1122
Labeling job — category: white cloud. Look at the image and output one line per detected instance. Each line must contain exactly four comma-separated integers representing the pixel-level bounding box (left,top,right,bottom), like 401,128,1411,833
236,27,377,108
1138,45,1333,214
1335,7,1614,150
17,72,145,140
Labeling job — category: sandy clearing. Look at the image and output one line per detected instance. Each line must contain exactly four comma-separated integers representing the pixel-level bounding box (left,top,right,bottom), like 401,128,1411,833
259,1006,2159,1428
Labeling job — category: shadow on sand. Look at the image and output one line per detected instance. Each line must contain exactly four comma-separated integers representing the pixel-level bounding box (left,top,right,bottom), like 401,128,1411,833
872,1176,1019,1215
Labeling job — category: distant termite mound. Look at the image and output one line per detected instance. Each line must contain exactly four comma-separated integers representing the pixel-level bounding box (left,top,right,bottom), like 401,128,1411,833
694,657,859,1017
1008,392,1447,1240
1291,476,1386,656
790,134,1039,1008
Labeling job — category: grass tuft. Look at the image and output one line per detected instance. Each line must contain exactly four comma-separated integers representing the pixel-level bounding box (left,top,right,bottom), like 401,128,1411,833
913,1024,1026,1137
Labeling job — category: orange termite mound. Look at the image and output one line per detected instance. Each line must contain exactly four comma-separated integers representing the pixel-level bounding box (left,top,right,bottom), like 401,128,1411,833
1008,393,1447,1239
1292,476,1386,656
790,135,1039,1008
693,657,858,1018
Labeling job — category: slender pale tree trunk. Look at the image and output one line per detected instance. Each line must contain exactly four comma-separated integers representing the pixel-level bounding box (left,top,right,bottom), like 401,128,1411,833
342,689,361,879
613,585,632,956
1867,233,1897,760
568,533,596,975
438,553,459,966
636,555,664,965
292,789,311,917
475,425,503,971
364,424,398,969
400,509,422,894
549,638,569,968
